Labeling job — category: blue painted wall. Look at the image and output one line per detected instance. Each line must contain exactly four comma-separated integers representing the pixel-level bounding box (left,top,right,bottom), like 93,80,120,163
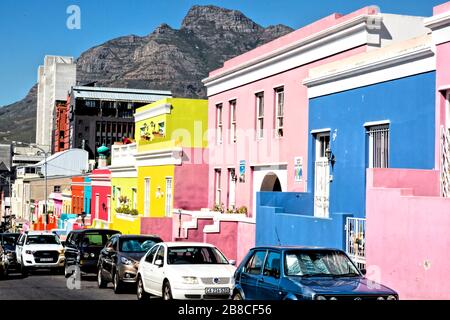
308,72,436,218
256,72,436,248
84,177,92,215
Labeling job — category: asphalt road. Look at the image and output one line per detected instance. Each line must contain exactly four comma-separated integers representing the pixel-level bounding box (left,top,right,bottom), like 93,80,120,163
0,270,138,300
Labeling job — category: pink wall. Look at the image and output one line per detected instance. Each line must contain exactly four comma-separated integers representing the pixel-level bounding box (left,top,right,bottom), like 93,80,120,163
90,169,111,222
141,217,173,241
366,168,450,300
174,150,209,210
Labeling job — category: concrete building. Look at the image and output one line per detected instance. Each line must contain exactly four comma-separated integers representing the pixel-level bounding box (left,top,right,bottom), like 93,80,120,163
36,55,76,149
67,86,172,159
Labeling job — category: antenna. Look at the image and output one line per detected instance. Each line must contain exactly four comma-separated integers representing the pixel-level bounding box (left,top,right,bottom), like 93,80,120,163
274,226,281,246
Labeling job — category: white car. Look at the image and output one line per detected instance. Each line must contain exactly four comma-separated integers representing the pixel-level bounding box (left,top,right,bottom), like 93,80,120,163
16,231,65,275
136,242,236,300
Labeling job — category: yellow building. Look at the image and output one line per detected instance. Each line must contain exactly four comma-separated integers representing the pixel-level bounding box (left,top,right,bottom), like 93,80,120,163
109,98,209,234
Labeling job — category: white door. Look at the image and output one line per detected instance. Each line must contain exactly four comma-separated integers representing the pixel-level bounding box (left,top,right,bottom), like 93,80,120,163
144,178,150,217
165,177,173,217
142,245,158,293
314,133,330,218
149,246,166,294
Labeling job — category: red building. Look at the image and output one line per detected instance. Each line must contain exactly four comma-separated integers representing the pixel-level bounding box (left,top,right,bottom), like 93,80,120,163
71,176,85,215
53,100,69,153
89,169,112,228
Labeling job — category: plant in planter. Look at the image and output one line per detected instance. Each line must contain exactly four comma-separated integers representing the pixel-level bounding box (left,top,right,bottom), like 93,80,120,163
212,203,225,213
237,206,248,214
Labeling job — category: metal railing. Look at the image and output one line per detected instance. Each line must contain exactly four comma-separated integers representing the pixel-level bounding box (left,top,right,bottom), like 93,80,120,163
345,217,366,270
441,126,450,198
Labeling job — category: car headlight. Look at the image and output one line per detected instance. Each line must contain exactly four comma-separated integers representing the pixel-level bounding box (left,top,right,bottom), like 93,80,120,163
377,296,385,300
329,297,338,301
121,257,133,265
182,276,199,284
315,295,327,300
387,295,397,301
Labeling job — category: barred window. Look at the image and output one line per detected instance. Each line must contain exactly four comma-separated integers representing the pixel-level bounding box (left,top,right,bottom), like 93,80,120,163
367,124,389,168
275,87,284,137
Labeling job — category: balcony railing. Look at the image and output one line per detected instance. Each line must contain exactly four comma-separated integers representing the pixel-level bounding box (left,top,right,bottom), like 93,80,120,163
345,217,366,270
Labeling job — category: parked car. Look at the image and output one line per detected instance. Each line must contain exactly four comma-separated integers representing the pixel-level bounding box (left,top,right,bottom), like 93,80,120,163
64,229,121,277
15,231,65,275
233,246,398,300
0,233,20,277
136,242,236,300
97,234,163,293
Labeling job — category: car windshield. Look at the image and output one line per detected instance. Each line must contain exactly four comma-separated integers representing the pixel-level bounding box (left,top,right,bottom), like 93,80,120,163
284,250,360,277
120,238,161,253
26,235,60,245
167,246,229,265
1,234,19,247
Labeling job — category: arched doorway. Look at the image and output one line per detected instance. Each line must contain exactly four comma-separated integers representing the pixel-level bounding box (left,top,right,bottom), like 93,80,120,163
260,172,282,192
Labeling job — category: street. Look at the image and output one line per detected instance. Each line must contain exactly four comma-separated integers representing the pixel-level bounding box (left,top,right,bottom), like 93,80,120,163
0,270,138,300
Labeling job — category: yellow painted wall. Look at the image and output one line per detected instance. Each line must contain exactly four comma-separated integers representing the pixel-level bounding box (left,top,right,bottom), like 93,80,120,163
135,98,208,153
137,165,175,218
110,177,140,234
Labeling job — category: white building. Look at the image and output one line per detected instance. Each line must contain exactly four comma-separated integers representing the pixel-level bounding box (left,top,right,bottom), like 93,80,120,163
36,55,76,147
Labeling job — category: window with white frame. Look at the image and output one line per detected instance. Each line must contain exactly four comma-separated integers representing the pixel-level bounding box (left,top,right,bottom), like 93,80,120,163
256,92,264,139
216,104,223,144
367,124,389,168
116,187,121,208
275,87,284,137
230,100,237,143
132,188,137,210
144,177,150,216
165,177,173,217
214,169,222,206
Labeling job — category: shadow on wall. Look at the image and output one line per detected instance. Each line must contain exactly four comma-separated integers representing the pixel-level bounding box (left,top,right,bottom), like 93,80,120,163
256,191,351,250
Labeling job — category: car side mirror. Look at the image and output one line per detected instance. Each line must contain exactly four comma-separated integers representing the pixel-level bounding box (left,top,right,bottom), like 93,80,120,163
360,269,367,276
229,260,236,266
155,259,163,267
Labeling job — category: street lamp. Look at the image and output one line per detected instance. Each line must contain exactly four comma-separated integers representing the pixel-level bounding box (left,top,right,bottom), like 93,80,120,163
12,141,50,231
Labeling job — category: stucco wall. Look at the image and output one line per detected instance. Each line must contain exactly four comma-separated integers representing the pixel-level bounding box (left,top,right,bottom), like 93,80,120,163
140,217,173,241
309,72,436,219
366,169,450,300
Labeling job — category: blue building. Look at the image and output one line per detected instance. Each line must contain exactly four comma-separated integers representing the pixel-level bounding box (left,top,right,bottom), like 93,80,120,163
256,35,437,253
83,176,92,215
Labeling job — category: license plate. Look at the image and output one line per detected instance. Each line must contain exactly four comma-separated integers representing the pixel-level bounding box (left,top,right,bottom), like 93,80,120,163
205,287,230,295
40,258,54,262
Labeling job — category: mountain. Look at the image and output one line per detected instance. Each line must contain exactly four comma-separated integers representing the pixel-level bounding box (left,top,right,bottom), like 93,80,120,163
0,5,293,143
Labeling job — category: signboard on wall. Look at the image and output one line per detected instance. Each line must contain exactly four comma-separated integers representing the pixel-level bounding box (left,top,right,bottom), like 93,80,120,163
239,160,246,183
294,157,303,182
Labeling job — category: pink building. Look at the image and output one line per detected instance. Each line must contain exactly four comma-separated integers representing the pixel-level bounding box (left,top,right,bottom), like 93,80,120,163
365,3,450,300
90,169,112,229
173,6,427,264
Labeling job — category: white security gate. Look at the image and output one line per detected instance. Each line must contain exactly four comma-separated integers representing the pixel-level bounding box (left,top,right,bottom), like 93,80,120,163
314,132,330,218
345,217,366,270
442,126,450,198
314,159,330,218
165,177,173,217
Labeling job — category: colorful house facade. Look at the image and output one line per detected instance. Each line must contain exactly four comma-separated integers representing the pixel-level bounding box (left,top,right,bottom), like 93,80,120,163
109,98,209,236
90,169,112,229
199,6,427,263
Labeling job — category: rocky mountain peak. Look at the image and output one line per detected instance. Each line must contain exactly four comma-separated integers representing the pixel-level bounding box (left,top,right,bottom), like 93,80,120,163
181,5,262,33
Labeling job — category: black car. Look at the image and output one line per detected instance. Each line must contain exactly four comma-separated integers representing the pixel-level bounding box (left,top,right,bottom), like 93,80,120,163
0,233,20,277
64,229,121,277
97,234,162,293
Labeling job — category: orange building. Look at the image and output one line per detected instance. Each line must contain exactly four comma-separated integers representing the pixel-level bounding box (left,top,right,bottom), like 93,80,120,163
53,99,69,153
71,176,85,215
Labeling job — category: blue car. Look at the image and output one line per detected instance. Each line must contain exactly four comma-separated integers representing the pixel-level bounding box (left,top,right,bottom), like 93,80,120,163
233,246,398,300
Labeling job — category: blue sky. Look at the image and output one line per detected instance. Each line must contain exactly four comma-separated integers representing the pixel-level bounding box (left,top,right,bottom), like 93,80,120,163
0,0,444,106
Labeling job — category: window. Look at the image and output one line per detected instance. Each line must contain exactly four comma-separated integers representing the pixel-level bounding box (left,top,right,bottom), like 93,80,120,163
316,133,330,159
165,177,173,217
54,186,61,193
229,100,237,143
214,169,222,206
146,245,159,263
263,251,281,278
216,104,223,144
367,124,389,168
275,87,284,137
116,187,121,208
144,178,150,216
155,246,165,265
227,168,236,209
256,92,264,139
132,188,137,210
158,121,165,136
59,130,65,138
244,250,267,275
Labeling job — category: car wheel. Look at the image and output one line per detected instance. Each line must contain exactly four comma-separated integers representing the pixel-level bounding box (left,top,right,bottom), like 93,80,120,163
233,292,243,300
97,267,107,288
113,271,124,294
137,276,150,300
163,281,173,300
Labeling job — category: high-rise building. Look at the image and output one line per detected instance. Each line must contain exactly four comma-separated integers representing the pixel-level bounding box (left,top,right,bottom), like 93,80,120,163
36,56,76,149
